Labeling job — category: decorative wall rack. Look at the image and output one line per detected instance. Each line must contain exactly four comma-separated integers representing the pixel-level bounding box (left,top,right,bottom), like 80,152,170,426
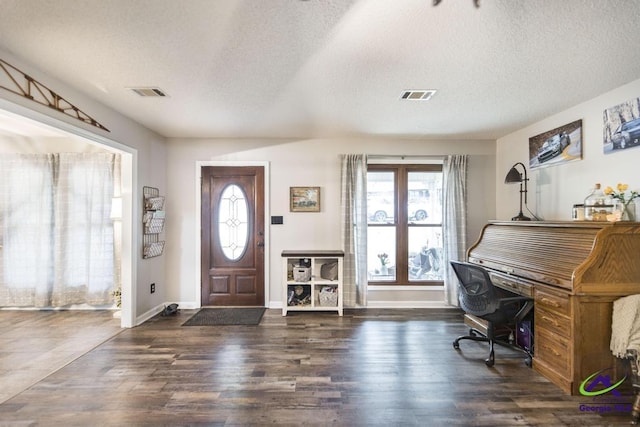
0,58,109,132
142,186,165,259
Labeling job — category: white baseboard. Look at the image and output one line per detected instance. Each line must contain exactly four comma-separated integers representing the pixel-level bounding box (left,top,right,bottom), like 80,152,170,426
135,303,165,326
173,301,200,310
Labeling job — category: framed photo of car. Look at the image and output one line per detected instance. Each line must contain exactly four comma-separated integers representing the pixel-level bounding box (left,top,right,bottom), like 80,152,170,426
290,186,321,212
603,97,640,154
528,119,582,170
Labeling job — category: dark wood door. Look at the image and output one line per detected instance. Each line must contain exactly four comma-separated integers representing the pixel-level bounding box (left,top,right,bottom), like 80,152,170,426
201,166,265,306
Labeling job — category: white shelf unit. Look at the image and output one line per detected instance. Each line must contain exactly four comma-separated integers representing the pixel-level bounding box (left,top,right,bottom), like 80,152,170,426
282,250,344,316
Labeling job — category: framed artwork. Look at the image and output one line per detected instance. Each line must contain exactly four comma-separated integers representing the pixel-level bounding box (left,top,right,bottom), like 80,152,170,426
528,119,582,170
603,96,640,154
290,187,321,212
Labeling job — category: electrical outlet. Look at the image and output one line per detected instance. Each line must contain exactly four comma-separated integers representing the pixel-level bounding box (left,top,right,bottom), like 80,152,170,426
150,283,155,294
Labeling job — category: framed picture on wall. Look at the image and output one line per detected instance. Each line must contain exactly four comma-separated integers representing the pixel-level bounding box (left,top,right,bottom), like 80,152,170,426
603,96,640,154
528,119,582,170
290,187,321,212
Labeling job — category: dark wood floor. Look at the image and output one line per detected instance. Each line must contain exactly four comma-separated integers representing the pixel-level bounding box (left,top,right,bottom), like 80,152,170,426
0,308,634,426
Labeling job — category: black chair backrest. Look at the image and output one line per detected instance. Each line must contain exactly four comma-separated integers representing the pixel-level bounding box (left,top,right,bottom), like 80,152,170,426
450,261,500,317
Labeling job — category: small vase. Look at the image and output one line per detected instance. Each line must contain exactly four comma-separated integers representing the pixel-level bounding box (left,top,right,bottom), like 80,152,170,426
617,201,637,221
380,265,388,275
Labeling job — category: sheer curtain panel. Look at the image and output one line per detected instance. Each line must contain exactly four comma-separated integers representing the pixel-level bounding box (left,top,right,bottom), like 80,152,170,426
340,154,368,307
0,153,118,307
442,155,468,307
0,154,55,306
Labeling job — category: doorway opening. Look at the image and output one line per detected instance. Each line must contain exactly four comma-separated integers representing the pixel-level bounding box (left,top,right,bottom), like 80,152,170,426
0,103,135,327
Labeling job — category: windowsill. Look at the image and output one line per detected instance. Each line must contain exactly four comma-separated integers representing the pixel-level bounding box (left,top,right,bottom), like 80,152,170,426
367,285,443,291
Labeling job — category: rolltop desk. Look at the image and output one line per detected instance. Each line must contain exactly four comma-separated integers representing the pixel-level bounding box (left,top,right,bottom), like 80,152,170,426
466,221,640,395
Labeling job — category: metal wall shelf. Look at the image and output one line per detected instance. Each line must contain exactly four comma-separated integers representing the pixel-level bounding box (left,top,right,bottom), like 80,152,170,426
142,186,165,259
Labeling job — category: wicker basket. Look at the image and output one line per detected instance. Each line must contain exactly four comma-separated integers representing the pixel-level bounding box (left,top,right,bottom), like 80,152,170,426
293,266,311,282
318,287,338,306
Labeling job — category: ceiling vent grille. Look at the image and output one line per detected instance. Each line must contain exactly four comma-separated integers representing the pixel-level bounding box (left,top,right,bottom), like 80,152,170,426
400,90,437,101
130,87,168,97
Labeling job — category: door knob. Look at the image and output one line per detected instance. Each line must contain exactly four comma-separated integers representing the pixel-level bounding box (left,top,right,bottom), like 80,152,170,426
257,241,265,247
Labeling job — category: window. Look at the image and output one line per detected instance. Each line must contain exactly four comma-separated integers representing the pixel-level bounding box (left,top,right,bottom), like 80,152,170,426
367,164,443,285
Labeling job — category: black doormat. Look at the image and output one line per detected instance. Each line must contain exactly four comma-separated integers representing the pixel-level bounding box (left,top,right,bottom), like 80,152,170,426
182,307,266,326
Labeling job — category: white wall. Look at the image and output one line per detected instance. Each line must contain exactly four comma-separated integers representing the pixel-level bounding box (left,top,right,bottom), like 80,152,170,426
497,78,640,221
0,49,168,326
165,136,496,308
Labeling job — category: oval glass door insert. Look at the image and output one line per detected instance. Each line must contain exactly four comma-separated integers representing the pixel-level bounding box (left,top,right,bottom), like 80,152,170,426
218,184,249,260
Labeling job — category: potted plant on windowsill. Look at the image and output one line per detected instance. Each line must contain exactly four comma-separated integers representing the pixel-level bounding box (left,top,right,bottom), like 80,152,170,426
378,253,389,275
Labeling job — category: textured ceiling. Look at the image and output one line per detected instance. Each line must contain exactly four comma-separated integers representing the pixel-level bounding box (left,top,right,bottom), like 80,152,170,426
1,0,640,140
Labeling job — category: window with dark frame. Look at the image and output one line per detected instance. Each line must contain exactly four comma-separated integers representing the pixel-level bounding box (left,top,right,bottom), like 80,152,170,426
367,164,443,285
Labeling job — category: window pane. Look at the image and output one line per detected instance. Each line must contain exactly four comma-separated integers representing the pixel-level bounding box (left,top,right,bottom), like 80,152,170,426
367,226,396,281
408,227,443,281
407,172,442,224
367,171,395,224
218,184,249,261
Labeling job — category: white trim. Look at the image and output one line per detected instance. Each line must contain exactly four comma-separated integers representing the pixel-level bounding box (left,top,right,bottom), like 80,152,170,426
367,156,445,165
195,161,271,308
174,300,200,310
269,300,283,309
366,300,454,309
135,303,165,326
367,285,443,291
0,98,137,328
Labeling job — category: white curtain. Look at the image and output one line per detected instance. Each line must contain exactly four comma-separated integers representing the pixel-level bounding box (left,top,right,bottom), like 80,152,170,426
340,154,368,307
442,155,468,307
0,154,55,306
0,153,117,307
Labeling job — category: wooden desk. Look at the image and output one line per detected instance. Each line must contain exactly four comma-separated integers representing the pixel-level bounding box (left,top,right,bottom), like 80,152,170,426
466,221,640,395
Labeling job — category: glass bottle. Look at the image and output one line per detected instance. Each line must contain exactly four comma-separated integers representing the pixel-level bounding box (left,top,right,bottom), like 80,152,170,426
584,183,614,221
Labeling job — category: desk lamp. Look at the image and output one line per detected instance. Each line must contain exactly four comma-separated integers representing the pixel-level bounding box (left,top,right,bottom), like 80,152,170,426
504,162,531,221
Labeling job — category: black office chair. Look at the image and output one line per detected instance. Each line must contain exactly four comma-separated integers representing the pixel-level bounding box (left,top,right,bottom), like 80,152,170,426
450,261,533,367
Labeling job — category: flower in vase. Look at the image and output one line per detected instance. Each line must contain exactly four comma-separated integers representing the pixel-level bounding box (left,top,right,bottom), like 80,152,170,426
604,183,639,220
377,252,389,266
604,183,638,205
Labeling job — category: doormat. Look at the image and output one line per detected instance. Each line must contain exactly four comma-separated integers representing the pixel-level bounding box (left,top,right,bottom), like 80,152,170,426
182,307,266,326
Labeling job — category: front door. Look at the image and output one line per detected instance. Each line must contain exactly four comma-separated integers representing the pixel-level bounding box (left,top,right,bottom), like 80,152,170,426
201,166,265,306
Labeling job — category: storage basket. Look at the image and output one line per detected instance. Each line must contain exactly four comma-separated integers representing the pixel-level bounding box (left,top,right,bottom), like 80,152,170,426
319,287,338,306
320,261,338,280
293,266,311,282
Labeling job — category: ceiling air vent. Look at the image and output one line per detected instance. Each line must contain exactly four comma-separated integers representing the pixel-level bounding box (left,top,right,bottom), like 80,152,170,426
400,90,437,101
129,87,168,97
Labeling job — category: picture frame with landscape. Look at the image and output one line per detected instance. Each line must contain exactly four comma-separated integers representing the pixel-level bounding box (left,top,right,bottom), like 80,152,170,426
290,187,321,212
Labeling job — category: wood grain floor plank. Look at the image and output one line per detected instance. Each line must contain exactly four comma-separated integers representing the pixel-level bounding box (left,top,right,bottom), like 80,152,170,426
0,308,635,426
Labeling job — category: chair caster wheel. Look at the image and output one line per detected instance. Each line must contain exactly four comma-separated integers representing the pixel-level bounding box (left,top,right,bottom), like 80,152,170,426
485,358,494,367
453,341,460,350
525,357,532,367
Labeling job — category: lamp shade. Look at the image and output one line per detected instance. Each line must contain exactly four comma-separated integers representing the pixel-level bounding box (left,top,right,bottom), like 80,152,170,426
110,197,122,220
504,167,522,183
504,162,531,221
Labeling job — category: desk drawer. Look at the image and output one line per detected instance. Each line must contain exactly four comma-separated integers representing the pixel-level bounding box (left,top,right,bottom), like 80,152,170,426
489,272,534,297
535,327,571,377
535,305,571,339
535,287,570,317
